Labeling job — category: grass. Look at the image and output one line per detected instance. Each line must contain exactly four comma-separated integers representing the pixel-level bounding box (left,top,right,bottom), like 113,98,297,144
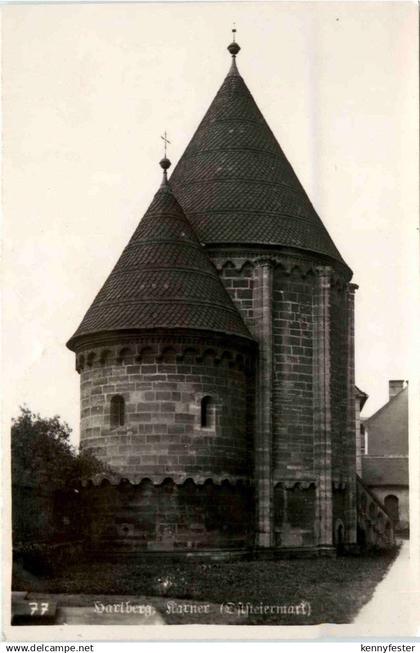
13,548,398,625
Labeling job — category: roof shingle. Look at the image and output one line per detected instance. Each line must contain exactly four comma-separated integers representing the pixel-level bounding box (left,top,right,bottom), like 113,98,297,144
170,54,349,269
67,176,253,349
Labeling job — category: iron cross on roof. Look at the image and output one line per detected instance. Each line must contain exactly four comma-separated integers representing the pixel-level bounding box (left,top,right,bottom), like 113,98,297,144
161,131,171,158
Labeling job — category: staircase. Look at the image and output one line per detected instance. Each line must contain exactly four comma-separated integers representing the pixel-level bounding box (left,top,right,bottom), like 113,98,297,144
356,475,395,549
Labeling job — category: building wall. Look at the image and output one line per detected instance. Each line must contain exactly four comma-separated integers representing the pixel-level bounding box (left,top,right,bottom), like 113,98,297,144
211,249,355,549
332,487,348,546
361,385,408,536
76,336,254,483
330,283,349,477
369,486,409,532
214,252,352,478
73,249,360,552
272,267,314,479
218,261,254,331
81,479,254,552
273,482,316,547
355,395,365,476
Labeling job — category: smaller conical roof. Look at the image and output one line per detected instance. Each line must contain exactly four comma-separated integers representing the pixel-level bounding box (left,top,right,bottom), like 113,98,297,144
67,168,252,350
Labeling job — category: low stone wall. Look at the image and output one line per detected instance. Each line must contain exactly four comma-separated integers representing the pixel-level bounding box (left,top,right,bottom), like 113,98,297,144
80,478,254,553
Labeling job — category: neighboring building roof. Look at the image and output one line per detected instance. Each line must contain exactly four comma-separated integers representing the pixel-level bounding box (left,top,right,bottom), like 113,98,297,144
355,385,369,411
361,381,409,488
364,385,408,457
362,456,408,486
67,165,253,350
170,41,350,273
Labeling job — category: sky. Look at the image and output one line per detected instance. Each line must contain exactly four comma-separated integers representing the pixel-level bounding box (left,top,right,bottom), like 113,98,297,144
2,1,418,446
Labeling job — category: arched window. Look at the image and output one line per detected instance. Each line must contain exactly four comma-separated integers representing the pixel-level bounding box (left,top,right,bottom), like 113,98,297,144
360,424,367,455
362,425,369,455
200,395,214,429
110,395,125,427
384,495,399,524
334,519,345,554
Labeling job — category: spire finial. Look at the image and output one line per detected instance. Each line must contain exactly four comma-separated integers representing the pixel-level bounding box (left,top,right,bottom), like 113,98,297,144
227,23,240,58
160,130,171,159
159,131,171,187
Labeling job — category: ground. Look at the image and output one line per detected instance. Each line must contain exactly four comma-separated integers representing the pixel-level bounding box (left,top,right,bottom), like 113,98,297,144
12,549,398,625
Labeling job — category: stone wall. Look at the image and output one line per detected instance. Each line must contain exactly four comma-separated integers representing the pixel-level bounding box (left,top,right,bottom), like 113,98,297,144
212,252,352,481
272,266,314,479
218,261,254,331
81,478,254,552
273,482,316,547
330,283,348,477
332,486,346,545
210,249,355,550
76,335,254,483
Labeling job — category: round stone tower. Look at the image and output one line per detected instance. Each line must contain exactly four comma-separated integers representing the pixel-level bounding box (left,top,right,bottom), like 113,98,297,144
67,160,256,555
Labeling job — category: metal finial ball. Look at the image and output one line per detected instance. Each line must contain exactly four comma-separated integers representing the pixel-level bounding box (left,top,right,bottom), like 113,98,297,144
159,157,171,171
227,41,240,56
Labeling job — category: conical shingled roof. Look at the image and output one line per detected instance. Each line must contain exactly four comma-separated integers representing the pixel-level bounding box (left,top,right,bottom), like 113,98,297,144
170,46,349,270
67,171,252,350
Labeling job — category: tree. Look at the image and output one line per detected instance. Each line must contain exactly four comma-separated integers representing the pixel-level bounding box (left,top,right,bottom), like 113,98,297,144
11,406,105,488
11,406,106,545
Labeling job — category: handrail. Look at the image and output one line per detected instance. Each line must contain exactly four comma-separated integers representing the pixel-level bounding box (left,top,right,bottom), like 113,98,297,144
356,474,393,521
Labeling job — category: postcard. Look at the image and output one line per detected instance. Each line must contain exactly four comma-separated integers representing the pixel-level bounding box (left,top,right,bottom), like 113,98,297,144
2,0,419,642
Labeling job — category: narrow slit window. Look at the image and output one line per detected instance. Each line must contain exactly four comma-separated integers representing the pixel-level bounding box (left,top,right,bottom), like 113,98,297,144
110,395,125,427
384,495,399,524
200,395,213,429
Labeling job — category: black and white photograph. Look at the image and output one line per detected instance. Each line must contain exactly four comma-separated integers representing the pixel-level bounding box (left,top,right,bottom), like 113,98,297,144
2,0,419,641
